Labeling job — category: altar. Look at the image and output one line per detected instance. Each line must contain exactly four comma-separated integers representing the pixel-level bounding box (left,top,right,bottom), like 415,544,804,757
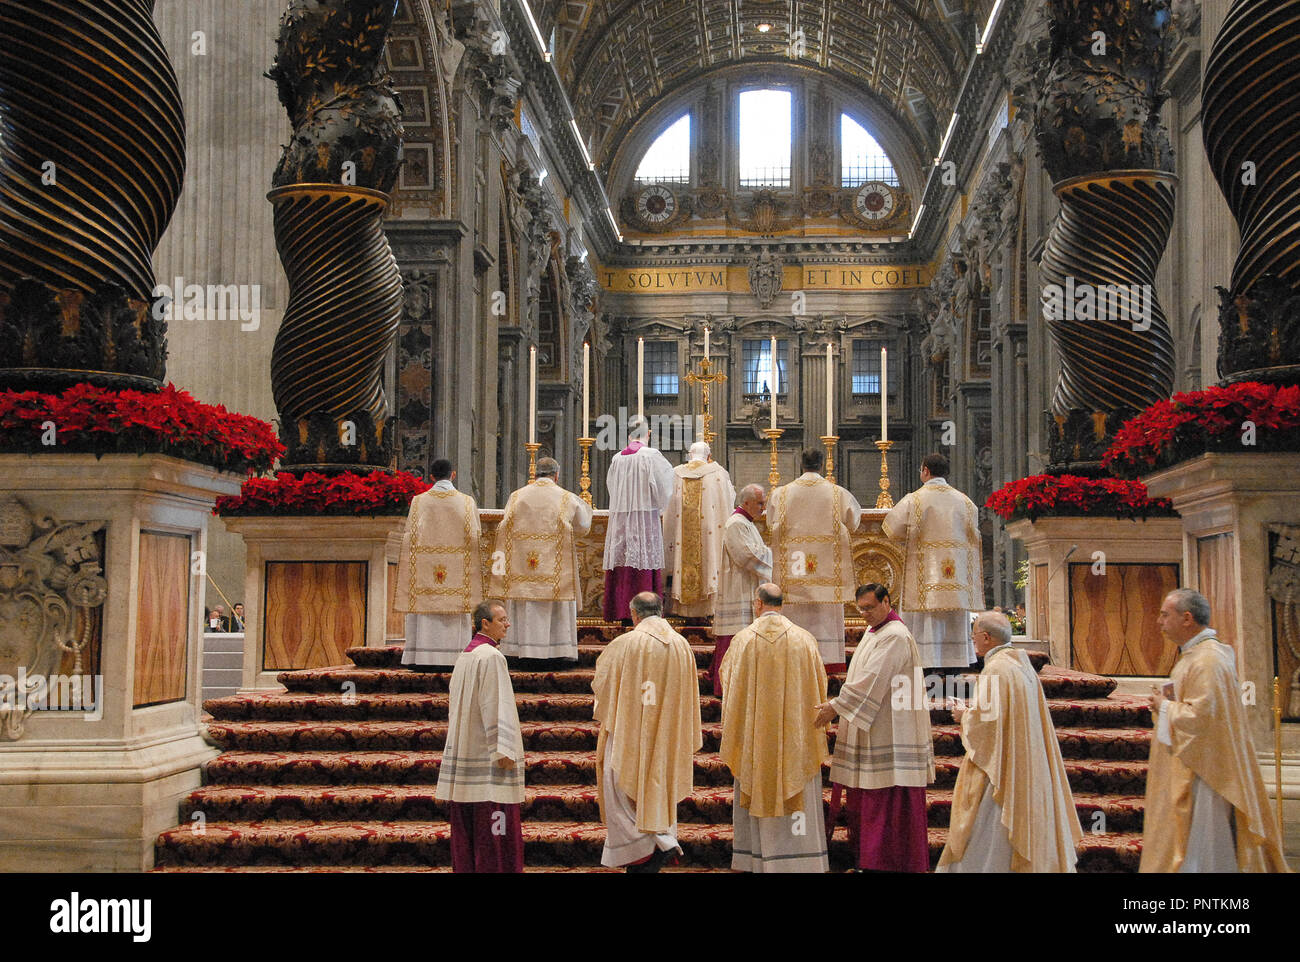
228,506,904,685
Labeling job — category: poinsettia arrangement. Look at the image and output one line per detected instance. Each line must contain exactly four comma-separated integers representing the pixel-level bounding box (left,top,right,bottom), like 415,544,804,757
216,470,430,516
1103,382,1300,479
986,474,1174,522
0,383,282,474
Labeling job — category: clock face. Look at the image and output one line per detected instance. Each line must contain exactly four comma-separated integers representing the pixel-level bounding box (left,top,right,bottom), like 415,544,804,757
636,185,677,224
854,181,896,222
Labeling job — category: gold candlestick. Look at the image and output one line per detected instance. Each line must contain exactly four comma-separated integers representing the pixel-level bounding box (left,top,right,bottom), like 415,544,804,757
578,436,594,506
820,435,839,486
685,356,727,448
525,442,541,483
875,439,895,509
764,428,784,489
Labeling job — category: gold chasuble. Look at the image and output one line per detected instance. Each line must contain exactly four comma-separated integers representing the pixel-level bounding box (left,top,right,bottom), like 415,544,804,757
663,460,734,613
939,646,1082,872
592,616,702,833
490,477,592,602
719,612,829,817
1140,637,1289,873
768,473,860,605
881,481,982,613
393,488,482,614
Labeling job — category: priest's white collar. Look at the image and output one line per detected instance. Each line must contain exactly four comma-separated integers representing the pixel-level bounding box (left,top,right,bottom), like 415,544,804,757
758,610,782,618
1180,627,1217,654
983,641,1014,659
924,477,948,486
797,472,823,482
432,479,455,491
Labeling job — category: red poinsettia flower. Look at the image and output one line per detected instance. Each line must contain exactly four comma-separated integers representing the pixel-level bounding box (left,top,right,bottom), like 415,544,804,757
215,469,432,517
985,474,1174,523
1,382,282,474
1103,382,1300,479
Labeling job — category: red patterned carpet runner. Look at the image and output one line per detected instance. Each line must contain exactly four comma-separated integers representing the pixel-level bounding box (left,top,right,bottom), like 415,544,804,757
155,625,1149,872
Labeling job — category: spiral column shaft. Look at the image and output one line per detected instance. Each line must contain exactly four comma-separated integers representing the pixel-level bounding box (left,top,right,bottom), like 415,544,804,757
1041,171,1178,416
0,0,184,388
1203,0,1300,380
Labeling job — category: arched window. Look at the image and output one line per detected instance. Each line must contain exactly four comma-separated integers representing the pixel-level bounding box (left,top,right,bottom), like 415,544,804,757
634,114,691,184
739,88,791,187
841,113,899,187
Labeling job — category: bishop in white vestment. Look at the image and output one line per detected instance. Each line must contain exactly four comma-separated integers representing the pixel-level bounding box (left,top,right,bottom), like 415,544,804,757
491,458,593,664
393,459,482,668
767,448,862,667
663,441,735,619
602,440,675,621
882,452,983,669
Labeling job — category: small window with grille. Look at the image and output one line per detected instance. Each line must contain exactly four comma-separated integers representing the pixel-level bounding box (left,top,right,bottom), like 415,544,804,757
852,339,895,395
841,114,899,188
645,340,679,396
742,339,789,396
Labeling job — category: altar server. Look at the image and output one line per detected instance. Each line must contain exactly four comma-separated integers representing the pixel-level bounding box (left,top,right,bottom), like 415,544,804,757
602,439,675,621
393,458,482,668
936,611,1081,872
435,600,525,872
712,484,771,696
815,583,934,872
720,583,829,873
1140,589,1289,873
592,592,702,872
492,457,593,665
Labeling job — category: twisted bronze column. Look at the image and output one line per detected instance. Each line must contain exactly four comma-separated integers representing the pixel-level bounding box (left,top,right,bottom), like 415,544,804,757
268,0,404,471
1203,0,1300,383
0,0,184,389
1034,0,1177,472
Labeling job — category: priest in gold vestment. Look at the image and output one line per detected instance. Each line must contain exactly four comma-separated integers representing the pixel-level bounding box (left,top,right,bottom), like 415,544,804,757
720,583,830,872
936,611,1081,872
882,452,984,670
491,458,593,665
393,459,483,668
662,441,735,619
592,592,702,871
1140,589,1290,873
767,448,862,669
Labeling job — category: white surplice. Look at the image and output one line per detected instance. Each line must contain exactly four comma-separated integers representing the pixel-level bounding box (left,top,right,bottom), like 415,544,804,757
603,444,676,572
731,775,829,873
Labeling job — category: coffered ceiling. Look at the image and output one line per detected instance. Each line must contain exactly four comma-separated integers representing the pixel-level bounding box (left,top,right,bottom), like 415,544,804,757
528,0,977,170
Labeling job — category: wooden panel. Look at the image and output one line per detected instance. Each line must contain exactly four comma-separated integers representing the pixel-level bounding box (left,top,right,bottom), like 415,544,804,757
386,561,404,640
134,532,192,707
264,561,366,670
1031,563,1049,640
1069,562,1179,676
1198,533,1238,648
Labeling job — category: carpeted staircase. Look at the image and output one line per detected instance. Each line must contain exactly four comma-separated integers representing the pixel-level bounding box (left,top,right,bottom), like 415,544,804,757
154,626,1150,871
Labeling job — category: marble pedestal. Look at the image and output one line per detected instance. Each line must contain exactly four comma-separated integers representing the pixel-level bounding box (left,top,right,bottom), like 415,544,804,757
1006,515,1184,672
0,454,241,871
1143,454,1300,754
222,515,404,691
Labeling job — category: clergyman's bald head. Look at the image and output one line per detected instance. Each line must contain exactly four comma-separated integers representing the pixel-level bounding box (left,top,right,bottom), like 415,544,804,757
688,441,711,462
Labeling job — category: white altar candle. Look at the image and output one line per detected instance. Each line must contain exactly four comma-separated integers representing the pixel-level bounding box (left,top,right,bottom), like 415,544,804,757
880,346,888,442
770,336,778,429
825,342,833,437
637,337,644,426
529,345,537,444
582,341,590,437
703,326,710,361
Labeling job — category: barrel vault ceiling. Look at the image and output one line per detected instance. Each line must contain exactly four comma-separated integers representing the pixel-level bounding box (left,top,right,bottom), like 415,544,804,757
528,0,985,170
